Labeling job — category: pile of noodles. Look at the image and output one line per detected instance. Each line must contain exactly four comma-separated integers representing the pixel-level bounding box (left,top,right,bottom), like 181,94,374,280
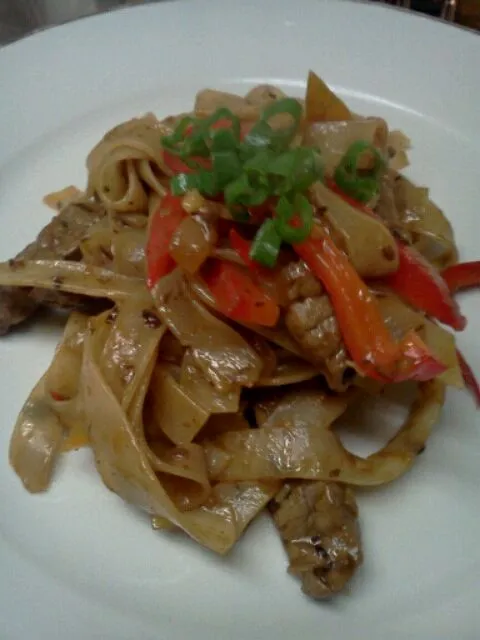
1,74,459,554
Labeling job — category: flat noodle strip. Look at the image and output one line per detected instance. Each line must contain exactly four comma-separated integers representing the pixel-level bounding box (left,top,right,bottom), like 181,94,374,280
111,228,146,278
80,220,115,270
205,382,445,486
148,363,210,445
420,320,463,389
394,176,458,268
9,313,89,491
96,297,165,409
305,118,388,175
88,301,212,511
82,334,278,553
179,350,241,415
46,313,90,450
43,185,83,211
256,358,324,387
8,375,64,493
310,182,399,278
152,269,262,391
0,260,145,301
125,351,212,512
86,314,212,510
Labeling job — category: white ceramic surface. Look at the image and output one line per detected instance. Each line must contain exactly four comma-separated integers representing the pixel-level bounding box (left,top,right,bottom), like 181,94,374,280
0,1,479,638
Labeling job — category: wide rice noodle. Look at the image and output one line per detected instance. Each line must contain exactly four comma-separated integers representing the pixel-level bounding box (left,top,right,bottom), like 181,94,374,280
82,329,279,553
204,381,445,486
4,75,455,559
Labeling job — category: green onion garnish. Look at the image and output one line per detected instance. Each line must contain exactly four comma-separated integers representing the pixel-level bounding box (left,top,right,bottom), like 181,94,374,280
269,148,323,194
224,173,269,207
249,219,282,267
162,116,196,153
204,108,241,141
161,101,324,263
211,150,242,189
171,170,218,197
274,193,313,244
334,140,385,204
210,128,239,153
243,98,302,155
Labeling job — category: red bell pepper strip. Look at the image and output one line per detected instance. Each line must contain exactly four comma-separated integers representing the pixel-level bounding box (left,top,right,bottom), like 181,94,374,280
229,228,256,268
326,177,466,331
202,260,279,327
394,332,447,382
456,349,480,407
383,245,466,331
229,228,273,276
228,228,281,304
163,151,209,175
442,261,480,294
146,193,185,288
294,229,446,382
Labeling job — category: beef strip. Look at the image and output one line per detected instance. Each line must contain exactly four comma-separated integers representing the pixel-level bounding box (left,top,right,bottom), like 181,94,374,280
277,260,349,389
0,201,106,334
269,481,362,599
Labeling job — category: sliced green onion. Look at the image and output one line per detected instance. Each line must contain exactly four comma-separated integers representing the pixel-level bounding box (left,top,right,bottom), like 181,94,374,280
269,148,323,194
261,97,302,124
195,170,219,197
274,193,294,220
170,173,188,195
243,150,276,175
334,140,385,204
224,173,252,205
250,219,282,268
182,131,210,158
243,97,303,154
204,108,241,141
170,170,218,197
210,128,239,152
224,173,269,207
162,108,240,160
242,150,275,191
242,120,276,153
211,150,243,189
274,193,313,243
162,102,320,225
161,116,196,152
341,140,385,175
334,168,380,203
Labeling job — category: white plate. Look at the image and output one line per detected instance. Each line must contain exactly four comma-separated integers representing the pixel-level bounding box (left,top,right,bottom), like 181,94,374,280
1,1,479,638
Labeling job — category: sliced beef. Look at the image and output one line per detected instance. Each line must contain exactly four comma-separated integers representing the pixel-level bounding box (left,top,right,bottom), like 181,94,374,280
0,201,106,334
277,260,349,389
269,481,362,599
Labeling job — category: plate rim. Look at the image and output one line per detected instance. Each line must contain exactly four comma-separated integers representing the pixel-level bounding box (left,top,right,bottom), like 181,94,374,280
0,2,479,639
